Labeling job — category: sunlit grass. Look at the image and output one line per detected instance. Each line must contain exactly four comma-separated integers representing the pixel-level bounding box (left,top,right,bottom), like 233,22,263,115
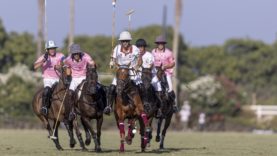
1,129,277,156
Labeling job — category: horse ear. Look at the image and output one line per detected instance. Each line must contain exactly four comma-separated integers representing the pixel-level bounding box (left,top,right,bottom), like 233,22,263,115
87,64,95,69
160,63,163,68
128,62,131,67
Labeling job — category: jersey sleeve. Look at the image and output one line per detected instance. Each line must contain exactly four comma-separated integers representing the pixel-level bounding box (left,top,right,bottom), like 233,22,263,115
83,53,95,65
168,51,175,64
34,55,44,64
112,45,119,59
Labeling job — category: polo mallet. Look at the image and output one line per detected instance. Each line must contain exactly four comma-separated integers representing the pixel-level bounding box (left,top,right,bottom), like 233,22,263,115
44,0,48,41
50,89,68,140
109,0,117,69
126,9,135,31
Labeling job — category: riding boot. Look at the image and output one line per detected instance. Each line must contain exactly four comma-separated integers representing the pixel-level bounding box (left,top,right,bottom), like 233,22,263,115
103,84,116,115
97,83,107,111
168,91,179,113
64,90,75,124
41,86,51,116
155,91,164,118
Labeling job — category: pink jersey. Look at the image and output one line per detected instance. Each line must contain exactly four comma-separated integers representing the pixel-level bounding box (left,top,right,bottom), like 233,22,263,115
152,48,175,76
64,52,94,78
35,52,65,78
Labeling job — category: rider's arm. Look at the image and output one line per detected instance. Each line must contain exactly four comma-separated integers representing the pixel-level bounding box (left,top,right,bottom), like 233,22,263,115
162,51,175,70
33,56,46,70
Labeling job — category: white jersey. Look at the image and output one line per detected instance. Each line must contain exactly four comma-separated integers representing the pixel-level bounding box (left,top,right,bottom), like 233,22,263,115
141,51,154,69
112,45,139,68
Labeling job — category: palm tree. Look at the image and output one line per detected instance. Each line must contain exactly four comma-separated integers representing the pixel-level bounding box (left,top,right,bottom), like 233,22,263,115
173,0,182,101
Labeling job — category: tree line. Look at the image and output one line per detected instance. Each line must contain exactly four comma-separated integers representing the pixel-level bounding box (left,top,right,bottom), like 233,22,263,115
0,18,276,127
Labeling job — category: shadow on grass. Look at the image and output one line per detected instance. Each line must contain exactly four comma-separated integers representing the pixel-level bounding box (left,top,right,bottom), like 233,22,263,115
62,148,138,153
60,147,207,154
135,147,207,154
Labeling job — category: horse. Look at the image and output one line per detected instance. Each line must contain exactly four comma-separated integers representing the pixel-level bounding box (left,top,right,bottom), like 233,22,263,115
114,65,149,152
139,67,159,146
32,67,86,150
74,66,106,152
154,65,174,149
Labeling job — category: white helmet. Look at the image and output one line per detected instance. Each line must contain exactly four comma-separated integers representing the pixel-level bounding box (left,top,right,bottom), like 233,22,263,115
45,40,58,50
118,31,132,41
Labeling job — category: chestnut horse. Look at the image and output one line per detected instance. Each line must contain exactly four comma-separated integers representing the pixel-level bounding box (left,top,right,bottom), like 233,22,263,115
114,65,149,152
74,66,106,152
32,67,85,150
154,66,174,149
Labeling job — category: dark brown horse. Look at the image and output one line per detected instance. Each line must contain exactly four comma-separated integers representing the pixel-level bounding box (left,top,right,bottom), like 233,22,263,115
154,65,174,149
114,65,149,152
32,67,85,150
140,67,159,146
74,66,106,152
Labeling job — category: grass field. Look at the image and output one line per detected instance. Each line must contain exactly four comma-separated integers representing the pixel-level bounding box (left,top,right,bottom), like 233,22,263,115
1,129,277,156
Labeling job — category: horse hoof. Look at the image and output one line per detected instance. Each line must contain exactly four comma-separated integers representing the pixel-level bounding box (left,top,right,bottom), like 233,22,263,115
125,136,132,145
120,145,125,152
81,147,88,151
85,139,91,145
56,146,63,151
155,136,160,142
95,147,102,152
159,145,164,150
70,140,76,148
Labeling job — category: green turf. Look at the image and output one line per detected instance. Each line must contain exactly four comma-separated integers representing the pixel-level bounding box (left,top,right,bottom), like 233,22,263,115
1,129,277,156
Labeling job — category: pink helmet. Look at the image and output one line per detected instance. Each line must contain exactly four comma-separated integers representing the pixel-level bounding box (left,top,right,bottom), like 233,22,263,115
155,35,167,44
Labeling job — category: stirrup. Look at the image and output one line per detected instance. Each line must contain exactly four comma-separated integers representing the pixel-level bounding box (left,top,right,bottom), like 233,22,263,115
173,105,179,113
104,106,112,115
156,109,162,118
41,107,48,116
68,112,76,121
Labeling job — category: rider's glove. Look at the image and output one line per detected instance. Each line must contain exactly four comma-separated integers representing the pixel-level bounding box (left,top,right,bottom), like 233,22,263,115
43,52,48,62
109,60,114,69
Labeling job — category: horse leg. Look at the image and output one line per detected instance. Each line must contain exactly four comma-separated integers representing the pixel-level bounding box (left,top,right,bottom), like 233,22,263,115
39,116,53,138
96,117,103,152
147,117,154,147
138,117,147,152
52,121,63,150
156,118,163,142
81,117,91,145
118,121,125,152
125,119,135,145
73,118,86,150
64,121,76,148
160,115,173,149
82,117,99,152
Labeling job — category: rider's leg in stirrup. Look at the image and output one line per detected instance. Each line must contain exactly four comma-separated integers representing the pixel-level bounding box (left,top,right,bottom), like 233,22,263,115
97,83,107,111
152,76,163,117
166,75,179,113
64,89,75,124
41,86,52,116
104,78,116,115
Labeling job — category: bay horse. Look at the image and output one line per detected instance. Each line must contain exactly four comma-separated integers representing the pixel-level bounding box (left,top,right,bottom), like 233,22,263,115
139,67,159,146
74,66,106,152
114,65,149,152
32,67,86,150
154,65,174,149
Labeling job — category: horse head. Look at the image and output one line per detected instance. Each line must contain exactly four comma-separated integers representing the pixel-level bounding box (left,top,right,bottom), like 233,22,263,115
116,64,131,95
86,65,98,95
141,67,152,90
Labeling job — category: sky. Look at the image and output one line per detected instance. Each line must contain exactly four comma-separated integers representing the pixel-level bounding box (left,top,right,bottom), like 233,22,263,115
0,0,277,47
